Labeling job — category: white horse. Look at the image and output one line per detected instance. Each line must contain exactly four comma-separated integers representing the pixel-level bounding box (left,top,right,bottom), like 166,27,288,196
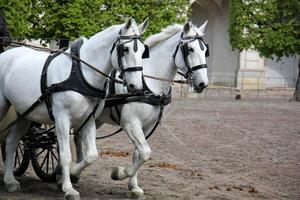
74,21,209,198
0,18,149,200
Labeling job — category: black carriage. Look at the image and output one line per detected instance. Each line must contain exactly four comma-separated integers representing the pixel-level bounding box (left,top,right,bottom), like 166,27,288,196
1,123,59,182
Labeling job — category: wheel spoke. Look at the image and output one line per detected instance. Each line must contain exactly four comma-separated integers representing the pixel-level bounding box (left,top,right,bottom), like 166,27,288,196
46,150,50,174
15,149,21,168
50,149,58,162
36,149,46,157
18,145,24,157
51,150,55,173
40,150,49,170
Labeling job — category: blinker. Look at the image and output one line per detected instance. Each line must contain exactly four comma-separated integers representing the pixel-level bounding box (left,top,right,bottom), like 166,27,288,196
205,44,209,57
142,45,149,59
199,40,204,50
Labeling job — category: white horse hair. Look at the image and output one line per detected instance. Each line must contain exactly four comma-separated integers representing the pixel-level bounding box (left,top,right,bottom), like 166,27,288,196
0,18,149,200
74,21,209,199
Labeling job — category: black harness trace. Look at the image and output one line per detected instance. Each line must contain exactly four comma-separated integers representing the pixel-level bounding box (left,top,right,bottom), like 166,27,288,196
103,70,171,139
0,39,109,135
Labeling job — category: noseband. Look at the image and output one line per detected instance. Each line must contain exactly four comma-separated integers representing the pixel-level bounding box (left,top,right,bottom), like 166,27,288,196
172,33,209,79
110,32,149,80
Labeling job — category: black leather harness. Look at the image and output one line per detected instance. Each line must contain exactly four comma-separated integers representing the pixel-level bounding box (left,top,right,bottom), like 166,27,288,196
0,39,107,135
104,70,171,139
173,33,209,79
110,34,149,79
41,38,106,121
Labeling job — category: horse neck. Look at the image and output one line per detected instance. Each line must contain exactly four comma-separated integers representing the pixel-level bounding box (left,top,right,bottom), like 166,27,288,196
144,33,180,94
79,26,121,89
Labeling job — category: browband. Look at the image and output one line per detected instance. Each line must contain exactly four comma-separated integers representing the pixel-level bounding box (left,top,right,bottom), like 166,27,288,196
191,64,207,71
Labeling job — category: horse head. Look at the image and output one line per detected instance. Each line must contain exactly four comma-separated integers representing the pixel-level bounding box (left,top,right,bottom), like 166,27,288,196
110,18,149,92
173,20,209,93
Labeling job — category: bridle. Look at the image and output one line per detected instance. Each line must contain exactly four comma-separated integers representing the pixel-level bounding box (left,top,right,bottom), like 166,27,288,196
172,33,209,79
110,32,149,80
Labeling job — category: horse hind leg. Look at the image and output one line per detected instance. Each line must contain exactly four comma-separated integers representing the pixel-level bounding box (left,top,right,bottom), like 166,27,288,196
3,119,31,192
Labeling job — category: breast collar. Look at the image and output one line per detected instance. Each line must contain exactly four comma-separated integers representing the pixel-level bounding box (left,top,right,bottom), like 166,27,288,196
105,70,171,108
40,38,107,121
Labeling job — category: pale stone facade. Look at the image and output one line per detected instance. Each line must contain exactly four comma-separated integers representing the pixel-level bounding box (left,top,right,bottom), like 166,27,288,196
191,0,299,89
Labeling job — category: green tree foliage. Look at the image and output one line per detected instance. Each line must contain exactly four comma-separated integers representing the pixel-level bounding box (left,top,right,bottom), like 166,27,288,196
229,0,300,100
2,0,189,40
0,0,35,37
229,0,300,58
96,0,189,38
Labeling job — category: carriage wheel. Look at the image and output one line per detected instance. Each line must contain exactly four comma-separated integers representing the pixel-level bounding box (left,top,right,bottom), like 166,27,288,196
1,139,31,176
30,124,59,182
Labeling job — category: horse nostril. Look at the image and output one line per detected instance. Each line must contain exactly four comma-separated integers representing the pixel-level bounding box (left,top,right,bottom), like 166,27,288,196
199,82,205,88
128,84,135,90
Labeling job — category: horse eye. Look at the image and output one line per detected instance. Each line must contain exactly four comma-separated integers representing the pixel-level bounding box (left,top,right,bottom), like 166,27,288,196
189,47,194,52
123,47,129,52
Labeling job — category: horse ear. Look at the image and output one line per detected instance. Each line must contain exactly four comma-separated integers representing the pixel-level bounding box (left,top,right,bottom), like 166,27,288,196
183,21,192,34
138,18,149,35
124,18,133,30
198,20,208,34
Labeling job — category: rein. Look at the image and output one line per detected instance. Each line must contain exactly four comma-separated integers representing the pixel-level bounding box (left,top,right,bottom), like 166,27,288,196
8,41,189,86
7,41,124,84
143,74,189,85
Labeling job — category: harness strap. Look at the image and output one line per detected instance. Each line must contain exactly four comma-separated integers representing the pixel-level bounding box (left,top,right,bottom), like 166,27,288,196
107,70,121,124
74,97,101,134
122,66,143,72
0,95,47,134
145,105,164,140
41,50,65,121
191,64,207,71
98,75,171,140
96,127,123,140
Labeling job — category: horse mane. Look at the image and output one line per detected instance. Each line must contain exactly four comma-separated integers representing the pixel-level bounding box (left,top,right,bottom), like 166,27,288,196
145,23,206,48
88,24,122,42
145,24,183,47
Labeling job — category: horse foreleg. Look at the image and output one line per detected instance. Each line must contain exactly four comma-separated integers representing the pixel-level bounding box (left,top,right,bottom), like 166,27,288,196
111,120,151,198
55,114,80,200
127,148,145,198
73,134,85,163
4,119,31,192
70,118,98,181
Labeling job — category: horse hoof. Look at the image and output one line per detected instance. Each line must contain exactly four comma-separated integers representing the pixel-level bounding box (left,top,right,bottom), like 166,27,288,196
57,182,63,191
65,194,80,200
6,182,21,192
129,189,145,199
111,166,126,181
70,175,80,184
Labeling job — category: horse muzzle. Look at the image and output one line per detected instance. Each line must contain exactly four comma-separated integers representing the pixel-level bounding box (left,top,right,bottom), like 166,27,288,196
194,82,208,93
